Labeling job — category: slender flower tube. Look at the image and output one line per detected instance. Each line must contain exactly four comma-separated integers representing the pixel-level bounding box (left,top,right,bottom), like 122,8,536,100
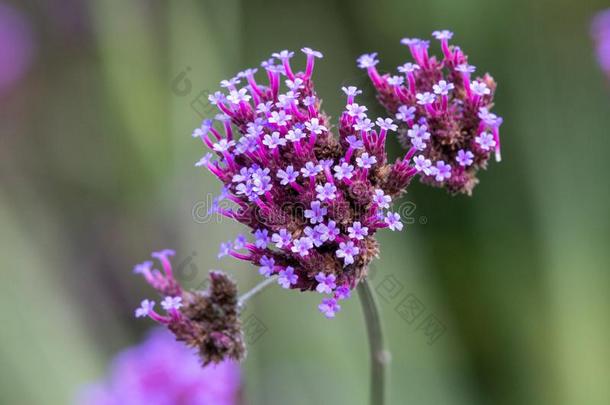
194,48,417,317
359,30,504,195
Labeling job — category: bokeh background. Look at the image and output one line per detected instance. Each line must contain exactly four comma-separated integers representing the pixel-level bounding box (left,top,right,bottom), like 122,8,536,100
1,0,610,404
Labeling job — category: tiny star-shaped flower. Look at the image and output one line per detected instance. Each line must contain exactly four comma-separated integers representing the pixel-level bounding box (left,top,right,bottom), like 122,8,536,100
278,266,298,288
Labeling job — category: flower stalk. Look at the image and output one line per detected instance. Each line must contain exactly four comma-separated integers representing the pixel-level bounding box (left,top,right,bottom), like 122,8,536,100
358,277,389,405
238,275,278,307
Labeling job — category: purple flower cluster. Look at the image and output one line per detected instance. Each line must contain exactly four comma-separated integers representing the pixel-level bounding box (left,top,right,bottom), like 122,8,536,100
134,250,246,364
78,328,240,405
592,9,610,78
194,48,416,318
358,30,503,195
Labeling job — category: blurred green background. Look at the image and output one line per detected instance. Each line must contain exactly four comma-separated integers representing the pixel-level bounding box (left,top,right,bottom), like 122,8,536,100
1,0,610,404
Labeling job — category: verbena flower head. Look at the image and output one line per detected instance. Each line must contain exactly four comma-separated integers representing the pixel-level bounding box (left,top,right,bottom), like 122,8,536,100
359,30,503,195
78,328,240,405
592,9,610,78
194,48,418,318
134,250,245,365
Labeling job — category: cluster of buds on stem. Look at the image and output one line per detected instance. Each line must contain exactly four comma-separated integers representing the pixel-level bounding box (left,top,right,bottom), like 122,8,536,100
358,30,503,195
134,250,245,365
194,48,418,317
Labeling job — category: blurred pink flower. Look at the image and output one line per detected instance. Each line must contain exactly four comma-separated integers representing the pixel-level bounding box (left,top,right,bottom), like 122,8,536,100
592,9,610,77
0,3,34,95
77,329,241,405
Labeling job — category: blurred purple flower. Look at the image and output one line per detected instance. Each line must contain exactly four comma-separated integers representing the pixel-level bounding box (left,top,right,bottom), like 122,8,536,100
77,329,241,405
592,9,610,77
0,3,34,95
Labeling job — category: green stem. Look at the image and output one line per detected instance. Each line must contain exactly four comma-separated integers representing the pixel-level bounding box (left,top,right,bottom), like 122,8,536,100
237,275,277,307
357,277,389,405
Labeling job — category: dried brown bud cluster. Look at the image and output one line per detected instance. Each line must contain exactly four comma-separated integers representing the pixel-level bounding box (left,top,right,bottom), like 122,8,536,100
172,272,245,365
134,251,245,365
